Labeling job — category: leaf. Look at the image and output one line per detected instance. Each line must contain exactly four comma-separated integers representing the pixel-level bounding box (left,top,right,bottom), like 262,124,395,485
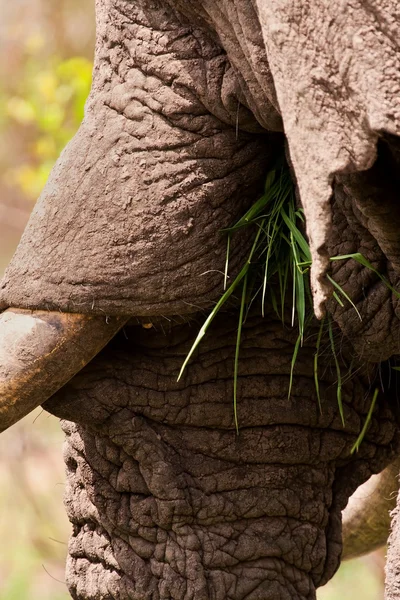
270,286,279,319
262,218,274,317
295,263,306,342
290,231,306,341
327,274,362,320
279,257,290,324
280,207,312,262
291,255,296,328
332,291,344,307
224,235,231,291
233,274,248,433
288,334,301,400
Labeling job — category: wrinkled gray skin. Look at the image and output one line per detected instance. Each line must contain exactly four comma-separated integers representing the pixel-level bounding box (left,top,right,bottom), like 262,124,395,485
1,1,400,598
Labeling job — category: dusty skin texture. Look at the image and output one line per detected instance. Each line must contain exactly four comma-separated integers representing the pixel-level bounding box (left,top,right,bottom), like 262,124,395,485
0,0,275,317
45,313,400,600
326,137,400,363
0,0,400,598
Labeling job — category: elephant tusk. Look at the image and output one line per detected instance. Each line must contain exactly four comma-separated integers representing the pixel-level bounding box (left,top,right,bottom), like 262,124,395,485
341,459,400,560
0,309,127,433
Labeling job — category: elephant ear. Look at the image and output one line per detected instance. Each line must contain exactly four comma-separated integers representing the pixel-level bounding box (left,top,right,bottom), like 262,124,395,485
254,0,400,318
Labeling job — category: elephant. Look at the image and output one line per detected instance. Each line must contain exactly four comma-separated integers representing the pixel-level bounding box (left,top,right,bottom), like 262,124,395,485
1,0,400,598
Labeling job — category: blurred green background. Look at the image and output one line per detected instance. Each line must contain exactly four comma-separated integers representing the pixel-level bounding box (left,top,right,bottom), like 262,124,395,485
0,0,386,598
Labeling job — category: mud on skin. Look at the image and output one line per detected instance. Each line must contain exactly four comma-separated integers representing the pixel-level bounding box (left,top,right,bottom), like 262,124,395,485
45,313,399,600
1,0,400,598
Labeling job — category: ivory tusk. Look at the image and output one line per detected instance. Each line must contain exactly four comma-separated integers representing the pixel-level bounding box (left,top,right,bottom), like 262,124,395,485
342,459,400,560
0,309,127,433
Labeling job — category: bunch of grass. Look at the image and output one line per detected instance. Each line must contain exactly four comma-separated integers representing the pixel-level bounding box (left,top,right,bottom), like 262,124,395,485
178,158,396,446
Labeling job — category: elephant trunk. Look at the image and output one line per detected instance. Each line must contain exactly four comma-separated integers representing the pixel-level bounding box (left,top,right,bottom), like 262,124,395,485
61,419,339,600
0,309,127,432
43,314,399,599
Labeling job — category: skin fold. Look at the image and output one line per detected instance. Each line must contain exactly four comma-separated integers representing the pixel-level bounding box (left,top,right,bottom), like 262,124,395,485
0,0,400,598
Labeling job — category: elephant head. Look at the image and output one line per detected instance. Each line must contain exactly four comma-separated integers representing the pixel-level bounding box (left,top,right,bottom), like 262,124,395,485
1,1,400,598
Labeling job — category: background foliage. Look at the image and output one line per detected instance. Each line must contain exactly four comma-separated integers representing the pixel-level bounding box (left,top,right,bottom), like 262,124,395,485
0,0,386,598
0,46,92,199
0,2,94,598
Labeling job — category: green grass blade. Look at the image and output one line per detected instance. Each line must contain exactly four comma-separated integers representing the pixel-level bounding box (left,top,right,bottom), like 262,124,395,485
262,262,268,318
244,277,262,323
314,318,325,414
331,253,400,299
280,257,289,324
262,218,274,317
248,219,266,262
295,267,306,342
289,230,306,341
297,260,312,268
288,333,301,399
280,207,312,261
291,256,296,328
177,262,249,380
261,201,287,315
226,174,285,231
328,316,344,426
327,274,362,320
350,388,379,453
180,214,266,381
233,274,248,433
332,291,344,307
222,195,269,231
270,286,279,319
224,235,231,291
